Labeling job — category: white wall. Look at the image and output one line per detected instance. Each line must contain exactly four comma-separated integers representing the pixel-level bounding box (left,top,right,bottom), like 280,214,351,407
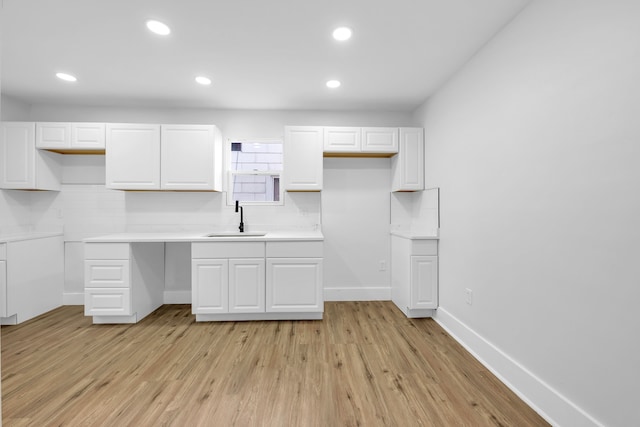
323,157,392,300
414,1,640,426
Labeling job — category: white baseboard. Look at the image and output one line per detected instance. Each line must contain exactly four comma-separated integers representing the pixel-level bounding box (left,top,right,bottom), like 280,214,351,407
163,290,192,304
324,286,391,301
433,307,604,427
63,292,84,305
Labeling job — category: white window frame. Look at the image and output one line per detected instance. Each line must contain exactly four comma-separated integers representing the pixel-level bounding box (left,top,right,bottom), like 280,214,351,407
226,138,284,206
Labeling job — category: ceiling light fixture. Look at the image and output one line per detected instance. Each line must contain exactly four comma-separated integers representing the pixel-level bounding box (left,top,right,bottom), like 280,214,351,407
326,80,341,89
56,72,77,82
146,20,171,36
332,27,352,41
195,76,212,85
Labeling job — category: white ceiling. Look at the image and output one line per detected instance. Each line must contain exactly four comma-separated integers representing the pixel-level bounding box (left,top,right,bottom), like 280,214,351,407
1,0,530,111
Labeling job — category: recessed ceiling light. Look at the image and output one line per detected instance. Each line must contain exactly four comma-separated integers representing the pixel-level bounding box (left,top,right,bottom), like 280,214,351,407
332,27,352,41
56,72,77,82
326,80,341,89
195,76,212,86
146,20,171,36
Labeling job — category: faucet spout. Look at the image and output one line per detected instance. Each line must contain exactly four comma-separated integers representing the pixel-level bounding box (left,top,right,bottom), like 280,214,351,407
235,200,244,232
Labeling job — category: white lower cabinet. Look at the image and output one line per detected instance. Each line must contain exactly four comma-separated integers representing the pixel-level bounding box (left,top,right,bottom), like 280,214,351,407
266,241,323,313
266,258,323,312
84,242,164,323
391,235,438,318
0,236,64,325
229,259,265,313
192,258,228,314
192,240,323,321
192,257,265,314
0,259,7,318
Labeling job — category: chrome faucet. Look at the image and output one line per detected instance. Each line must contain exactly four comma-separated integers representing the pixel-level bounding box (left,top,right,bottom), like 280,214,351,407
235,200,244,232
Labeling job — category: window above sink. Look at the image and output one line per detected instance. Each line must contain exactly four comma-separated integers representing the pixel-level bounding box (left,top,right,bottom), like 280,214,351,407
227,139,283,206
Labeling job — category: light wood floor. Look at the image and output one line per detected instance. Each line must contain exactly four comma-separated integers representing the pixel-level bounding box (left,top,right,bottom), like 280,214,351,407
2,302,548,426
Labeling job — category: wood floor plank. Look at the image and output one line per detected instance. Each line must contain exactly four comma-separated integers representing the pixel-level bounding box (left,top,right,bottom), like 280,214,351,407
2,302,549,426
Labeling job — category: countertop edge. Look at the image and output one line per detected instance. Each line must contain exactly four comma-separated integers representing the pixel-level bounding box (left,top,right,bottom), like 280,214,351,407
0,231,64,243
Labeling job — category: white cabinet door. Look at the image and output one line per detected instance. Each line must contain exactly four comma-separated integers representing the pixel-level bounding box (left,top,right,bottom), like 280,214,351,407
229,258,265,313
160,125,217,191
283,126,323,191
0,261,6,318
0,122,61,191
410,256,438,309
266,258,323,312
71,123,106,150
1,122,34,189
36,122,71,149
362,127,398,153
106,123,161,190
392,128,424,191
192,259,228,314
323,127,361,152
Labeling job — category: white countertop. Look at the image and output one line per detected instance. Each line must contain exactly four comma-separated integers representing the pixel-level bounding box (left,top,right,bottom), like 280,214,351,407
390,231,439,240
84,230,324,243
0,231,64,243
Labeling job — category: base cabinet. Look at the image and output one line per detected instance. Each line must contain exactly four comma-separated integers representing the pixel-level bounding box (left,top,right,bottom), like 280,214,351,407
0,259,7,318
192,240,323,321
1,236,64,325
192,257,265,314
391,235,438,318
266,258,323,312
84,242,164,324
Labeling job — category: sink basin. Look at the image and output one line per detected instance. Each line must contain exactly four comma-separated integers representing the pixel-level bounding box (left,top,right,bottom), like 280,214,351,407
203,232,266,238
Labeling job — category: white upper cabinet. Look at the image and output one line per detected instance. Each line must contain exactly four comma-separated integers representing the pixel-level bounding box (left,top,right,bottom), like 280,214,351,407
0,122,62,191
391,128,424,192
362,127,399,153
323,126,398,156
160,125,221,191
36,122,106,152
283,126,323,191
106,123,161,190
323,127,361,152
106,124,222,191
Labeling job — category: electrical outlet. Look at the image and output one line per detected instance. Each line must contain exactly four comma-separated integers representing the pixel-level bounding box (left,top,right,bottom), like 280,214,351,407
379,260,386,271
465,288,473,305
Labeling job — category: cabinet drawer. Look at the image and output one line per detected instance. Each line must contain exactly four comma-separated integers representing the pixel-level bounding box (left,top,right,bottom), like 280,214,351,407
411,240,438,256
266,241,323,258
85,260,130,288
192,242,265,259
85,242,130,259
0,243,6,260
84,288,131,316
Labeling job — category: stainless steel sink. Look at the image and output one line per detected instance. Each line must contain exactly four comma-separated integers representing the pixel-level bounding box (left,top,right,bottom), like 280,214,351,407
203,232,266,238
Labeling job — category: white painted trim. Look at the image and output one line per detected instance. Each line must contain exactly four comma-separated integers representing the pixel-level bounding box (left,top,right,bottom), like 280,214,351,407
163,290,192,304
324,286,391,301
63,292,84,305
433,307,604,427
196,312,322,322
